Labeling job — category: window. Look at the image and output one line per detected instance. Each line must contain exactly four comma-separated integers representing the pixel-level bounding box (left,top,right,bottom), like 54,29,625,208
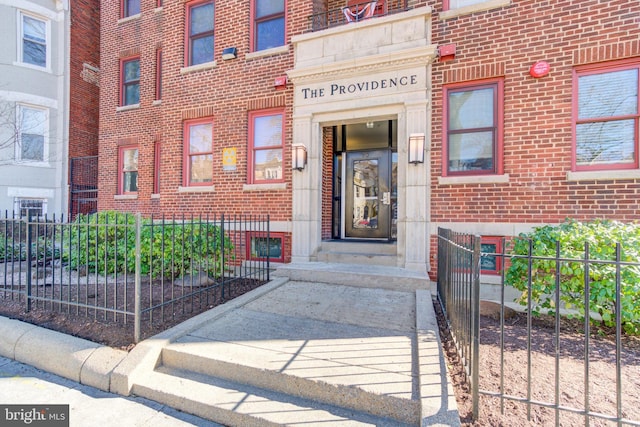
153,141,161,193
120,57,140,106
118,146,138,194
186,0,214,66
252,0,285,52
573,59,639,171
249,110,283,183
480,236,503,275
122,0,141,18
184,118,213,186
443,79,503,176
20,12,47,68
15,198,46,220
17,105,47,162
247,232,285,262
155,49,162,101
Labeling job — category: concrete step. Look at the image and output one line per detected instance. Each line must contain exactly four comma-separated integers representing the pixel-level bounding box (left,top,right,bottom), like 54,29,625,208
272,262,430,292
317,241,398,266
132,367,413,427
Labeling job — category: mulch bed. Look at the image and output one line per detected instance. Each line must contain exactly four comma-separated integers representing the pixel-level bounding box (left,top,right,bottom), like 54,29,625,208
435,300,640,426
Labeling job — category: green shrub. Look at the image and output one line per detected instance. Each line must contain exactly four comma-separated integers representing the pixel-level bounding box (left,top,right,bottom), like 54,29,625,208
505,219,640,334
66,211,233,279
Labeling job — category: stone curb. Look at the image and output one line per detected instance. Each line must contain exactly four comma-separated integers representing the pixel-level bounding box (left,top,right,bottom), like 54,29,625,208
0,316,127,392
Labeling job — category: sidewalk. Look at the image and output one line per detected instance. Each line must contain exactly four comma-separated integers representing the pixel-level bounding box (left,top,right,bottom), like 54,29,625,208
0,356,222,426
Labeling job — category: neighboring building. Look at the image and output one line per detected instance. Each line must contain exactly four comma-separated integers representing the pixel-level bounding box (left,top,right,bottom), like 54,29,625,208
97,0,639,275
0,0,99,219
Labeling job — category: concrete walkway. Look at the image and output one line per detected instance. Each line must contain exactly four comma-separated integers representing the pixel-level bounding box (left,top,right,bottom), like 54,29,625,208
0,264,460,426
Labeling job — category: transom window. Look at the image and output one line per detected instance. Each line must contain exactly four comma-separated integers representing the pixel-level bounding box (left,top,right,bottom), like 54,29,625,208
573,59,640,171
443,79,503,176
118,146,139,194
122,0,140,18
252,0,285,52
184,119,214,186
121,57,140,106
20,13,47,68
249,110,283,183
17,104,47,162
186,0,215,66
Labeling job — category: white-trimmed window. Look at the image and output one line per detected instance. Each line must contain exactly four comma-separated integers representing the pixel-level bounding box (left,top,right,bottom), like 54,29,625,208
16,104,48,162
19,11,48,69
249,110,284,183
14,198,47,220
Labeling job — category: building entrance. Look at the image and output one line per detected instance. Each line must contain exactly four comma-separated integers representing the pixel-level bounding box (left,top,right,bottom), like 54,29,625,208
332,120,397,240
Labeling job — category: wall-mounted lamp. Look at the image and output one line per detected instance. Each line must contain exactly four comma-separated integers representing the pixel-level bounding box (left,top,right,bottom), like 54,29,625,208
292,144,307,171
366,121,374,129
408,133,425,164
221,47,237,60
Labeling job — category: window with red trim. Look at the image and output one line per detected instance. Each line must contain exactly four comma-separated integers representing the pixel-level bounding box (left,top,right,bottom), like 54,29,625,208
443,79,503,176
247,232,285,263
122,0,140,18
249,110,283,183
118,145,138,194
480,236,503,275
155,49,162,100
573,58,640,171
153,141,161,194
185,0,214,66
184,118,213,186
120,57,140,106
251,0,285,52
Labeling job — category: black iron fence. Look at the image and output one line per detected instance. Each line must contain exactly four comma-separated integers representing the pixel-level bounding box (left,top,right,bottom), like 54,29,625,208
437,227,640,426
0,212,272,343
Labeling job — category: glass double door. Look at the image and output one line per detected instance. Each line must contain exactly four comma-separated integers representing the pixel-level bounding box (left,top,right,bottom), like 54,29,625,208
344,150,392,239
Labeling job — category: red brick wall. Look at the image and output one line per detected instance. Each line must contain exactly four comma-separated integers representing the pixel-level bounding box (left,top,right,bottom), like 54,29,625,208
427,0,640,271
69,0,100,159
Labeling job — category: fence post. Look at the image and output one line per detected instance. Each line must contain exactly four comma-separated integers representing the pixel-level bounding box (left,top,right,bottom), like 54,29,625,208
220,214,225,299
471,234,481,420
26,219,33,312
134,213,142,343
266,214,270,282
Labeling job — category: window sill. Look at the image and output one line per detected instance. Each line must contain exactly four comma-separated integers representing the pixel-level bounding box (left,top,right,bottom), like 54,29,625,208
440,0,511,20
117,104,140,112
438,174,509,185
178,185,215,193
154,7,163,14
152,100,162,106
13,160,51,168
180,61,217,75
114,194,138,200
13,61,51,74
567,169,640,181
151,193,160,199
245,45,289,61
118,14,141,25
243,182,287,191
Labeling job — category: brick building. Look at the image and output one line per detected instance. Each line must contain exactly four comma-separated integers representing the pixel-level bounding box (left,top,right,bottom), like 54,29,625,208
98,0,640,275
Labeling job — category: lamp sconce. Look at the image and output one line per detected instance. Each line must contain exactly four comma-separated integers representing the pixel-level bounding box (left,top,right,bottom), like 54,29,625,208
408,133,425,164
221,47,237,60
292,144,307,171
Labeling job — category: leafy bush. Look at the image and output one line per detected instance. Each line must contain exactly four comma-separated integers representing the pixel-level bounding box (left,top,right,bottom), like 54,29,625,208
66,211,233,279
505,219,640,334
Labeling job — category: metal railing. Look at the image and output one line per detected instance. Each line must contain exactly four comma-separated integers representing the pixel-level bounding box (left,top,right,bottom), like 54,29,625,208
0,212,272,343
308,0,410,32
436,227,640,426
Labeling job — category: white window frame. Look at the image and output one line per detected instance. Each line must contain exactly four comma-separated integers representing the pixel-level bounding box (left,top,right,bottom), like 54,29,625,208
17,10,51,71
16,104,49,164
14,198,47,220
